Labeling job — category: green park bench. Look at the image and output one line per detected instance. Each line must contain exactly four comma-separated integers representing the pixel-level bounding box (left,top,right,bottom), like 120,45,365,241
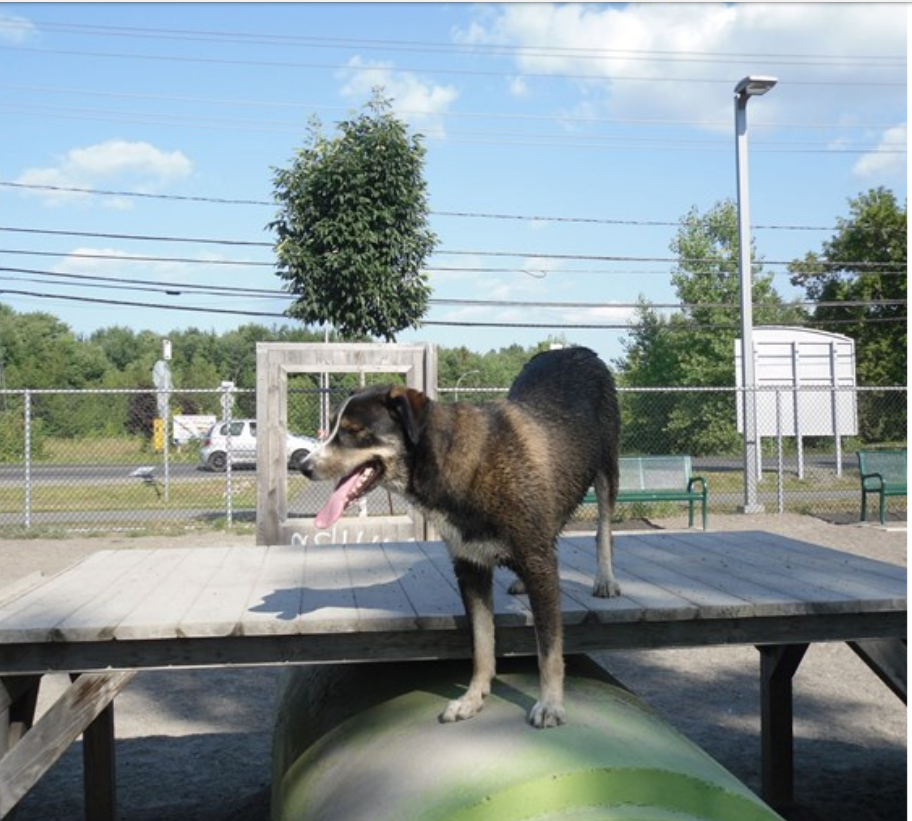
585,455,709,530
857,449,907,525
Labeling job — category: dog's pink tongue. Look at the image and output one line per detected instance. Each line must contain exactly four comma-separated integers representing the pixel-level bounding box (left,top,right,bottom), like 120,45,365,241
314,471,363,529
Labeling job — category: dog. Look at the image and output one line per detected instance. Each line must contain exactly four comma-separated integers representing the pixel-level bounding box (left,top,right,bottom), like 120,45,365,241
301,346,621,728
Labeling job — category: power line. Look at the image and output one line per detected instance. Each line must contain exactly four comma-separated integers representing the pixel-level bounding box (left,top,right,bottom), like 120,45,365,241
4,43,905,88
0,83,904,132
6,19,904,67
1,226,905,270
3,266,905,313
2,287,903,331
0,182,839,231
1,100,906,152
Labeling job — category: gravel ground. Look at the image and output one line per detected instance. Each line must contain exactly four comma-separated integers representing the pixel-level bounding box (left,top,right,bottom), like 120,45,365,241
2,513,906,821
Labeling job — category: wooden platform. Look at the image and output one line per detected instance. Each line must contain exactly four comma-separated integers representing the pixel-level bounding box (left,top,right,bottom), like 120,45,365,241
0,530,906,819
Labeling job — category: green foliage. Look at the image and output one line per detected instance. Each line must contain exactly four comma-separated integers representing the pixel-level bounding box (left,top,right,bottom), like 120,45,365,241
789,188,907,442
618,200,805,456
269,92,437,341
789,187,907,389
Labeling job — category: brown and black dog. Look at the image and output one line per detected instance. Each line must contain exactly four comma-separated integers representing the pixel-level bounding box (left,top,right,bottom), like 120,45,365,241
301,346,621,728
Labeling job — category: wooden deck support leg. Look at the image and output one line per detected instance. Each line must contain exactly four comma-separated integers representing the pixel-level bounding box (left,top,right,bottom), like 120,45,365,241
82,698,117,821
758,643,808,809
847,639,907,703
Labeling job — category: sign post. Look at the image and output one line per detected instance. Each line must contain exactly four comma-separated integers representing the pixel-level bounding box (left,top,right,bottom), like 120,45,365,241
152,345,173,503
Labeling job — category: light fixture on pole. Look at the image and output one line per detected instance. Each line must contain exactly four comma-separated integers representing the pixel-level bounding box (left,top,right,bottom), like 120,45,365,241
734,75,776,514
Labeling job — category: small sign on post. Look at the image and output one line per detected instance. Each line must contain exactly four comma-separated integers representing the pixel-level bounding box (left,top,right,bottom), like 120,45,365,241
153,418,165,451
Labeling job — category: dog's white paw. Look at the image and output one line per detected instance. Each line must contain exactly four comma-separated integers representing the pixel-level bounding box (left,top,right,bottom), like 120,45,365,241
440,693,485,723
591,578,621,599
528,699,566,729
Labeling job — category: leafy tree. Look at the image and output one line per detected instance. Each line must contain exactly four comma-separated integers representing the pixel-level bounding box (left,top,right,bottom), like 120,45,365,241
789,187,907,387
269,92,437,341
618,200,804,455
789,188,907,442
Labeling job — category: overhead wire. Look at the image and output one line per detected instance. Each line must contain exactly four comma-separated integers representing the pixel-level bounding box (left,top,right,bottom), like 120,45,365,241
4,20,903,68
0,226,905,272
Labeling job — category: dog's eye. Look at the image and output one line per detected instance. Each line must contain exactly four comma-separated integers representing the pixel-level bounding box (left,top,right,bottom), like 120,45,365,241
339,425,366,444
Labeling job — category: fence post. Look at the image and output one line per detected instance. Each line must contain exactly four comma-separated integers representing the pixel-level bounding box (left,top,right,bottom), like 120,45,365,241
23,390,31,529
775,388,784,515
223,383,234,529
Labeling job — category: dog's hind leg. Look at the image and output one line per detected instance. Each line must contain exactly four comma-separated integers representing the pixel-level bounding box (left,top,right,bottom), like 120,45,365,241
592,470,621,598
442,559,496,723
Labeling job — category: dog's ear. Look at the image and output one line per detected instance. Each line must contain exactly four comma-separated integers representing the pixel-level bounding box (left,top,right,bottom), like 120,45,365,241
386,386,429,447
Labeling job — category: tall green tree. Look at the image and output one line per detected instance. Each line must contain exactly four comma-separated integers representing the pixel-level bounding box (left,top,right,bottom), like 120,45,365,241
789,187,907,387
618,200,804,455
269,92,437,341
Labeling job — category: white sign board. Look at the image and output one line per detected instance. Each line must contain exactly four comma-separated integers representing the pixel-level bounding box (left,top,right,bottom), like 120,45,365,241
172,414,217,445
735,327,858,437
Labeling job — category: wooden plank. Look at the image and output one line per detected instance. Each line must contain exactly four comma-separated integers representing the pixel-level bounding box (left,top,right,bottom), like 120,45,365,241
607,536,756,619
240,544,308,635
0,671,135,819
726,531,906,588
0,552,151,643
295,541,359,633
0,573,47,609
381,542,464,630
81,687,117,821
692,531,906,608
557,537,689,622
632,532,861,617
55,549,197,641
112,547,231,640
343,541,417,631
759,644,808,809
848,638,907,702
176,547,271,638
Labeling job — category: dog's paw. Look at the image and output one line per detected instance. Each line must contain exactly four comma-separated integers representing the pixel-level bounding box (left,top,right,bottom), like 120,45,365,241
528,699,566,729
591,577,621,599
507,577,526,595
440,694,485,723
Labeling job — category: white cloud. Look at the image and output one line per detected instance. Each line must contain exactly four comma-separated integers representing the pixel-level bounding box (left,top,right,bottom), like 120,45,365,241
0,12,37,43
15,140,193,208
455,4,907,127
853,123,908,181
338,57,458,138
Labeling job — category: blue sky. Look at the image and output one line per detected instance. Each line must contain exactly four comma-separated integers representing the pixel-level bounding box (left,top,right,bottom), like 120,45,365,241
0,2,906,370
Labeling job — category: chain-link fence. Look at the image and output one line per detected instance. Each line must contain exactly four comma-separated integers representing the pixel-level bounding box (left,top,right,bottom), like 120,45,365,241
0,383,905,536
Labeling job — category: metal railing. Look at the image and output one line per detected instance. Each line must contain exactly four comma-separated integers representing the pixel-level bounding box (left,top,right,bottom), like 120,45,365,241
0,384,905,535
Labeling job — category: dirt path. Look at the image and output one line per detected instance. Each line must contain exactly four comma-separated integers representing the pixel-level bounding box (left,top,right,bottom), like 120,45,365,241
3,514,906,821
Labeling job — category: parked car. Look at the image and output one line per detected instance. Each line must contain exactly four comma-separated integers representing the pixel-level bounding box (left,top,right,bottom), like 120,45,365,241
199,419,320,472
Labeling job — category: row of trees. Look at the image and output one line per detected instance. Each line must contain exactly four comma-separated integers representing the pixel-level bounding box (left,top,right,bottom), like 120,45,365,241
619,189,906,451
0,94,905,454
0,187,905,452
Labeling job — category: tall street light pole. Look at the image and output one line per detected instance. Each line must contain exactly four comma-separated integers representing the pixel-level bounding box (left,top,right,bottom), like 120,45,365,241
735,75,777,514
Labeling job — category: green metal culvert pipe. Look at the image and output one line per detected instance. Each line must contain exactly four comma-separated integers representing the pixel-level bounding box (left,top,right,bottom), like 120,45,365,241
272,657,784,821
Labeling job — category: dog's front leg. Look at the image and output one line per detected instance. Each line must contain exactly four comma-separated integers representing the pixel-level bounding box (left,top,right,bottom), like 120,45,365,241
520,554,566,728
442,559,495,723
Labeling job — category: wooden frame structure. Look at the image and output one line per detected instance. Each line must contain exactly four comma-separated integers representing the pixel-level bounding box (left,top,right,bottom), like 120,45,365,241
255,342,437,545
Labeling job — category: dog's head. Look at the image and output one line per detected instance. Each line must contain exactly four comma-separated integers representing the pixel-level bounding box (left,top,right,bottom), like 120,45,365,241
301,385,429,528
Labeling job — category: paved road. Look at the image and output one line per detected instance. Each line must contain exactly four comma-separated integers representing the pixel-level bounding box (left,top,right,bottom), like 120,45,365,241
0,453,864,487
0,462,240,486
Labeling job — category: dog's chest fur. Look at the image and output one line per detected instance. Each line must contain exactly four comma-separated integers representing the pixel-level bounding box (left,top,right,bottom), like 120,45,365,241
430,512,512,568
